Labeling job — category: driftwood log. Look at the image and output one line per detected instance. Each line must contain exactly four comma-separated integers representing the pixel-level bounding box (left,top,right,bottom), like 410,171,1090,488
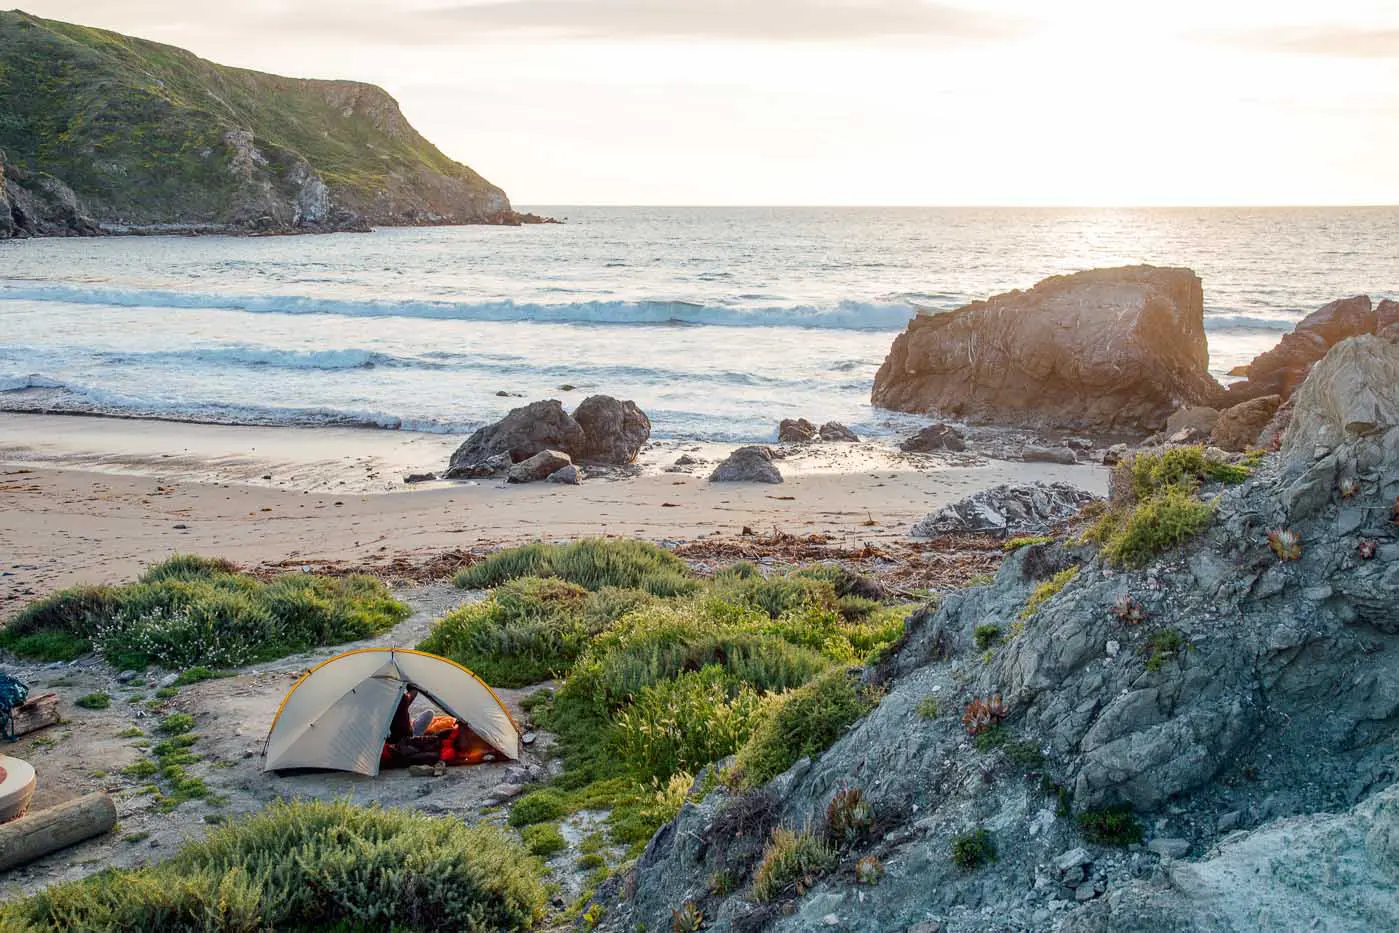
10,693,60,738
0,792,117,872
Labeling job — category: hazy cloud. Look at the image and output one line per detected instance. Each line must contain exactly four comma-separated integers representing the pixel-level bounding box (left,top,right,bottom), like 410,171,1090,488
416,0,1027,44
1220,24,1399,58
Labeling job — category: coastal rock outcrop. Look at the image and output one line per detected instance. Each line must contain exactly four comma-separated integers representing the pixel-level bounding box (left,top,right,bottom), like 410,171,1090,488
572,396,651,465
1223,296,1380,403
818,422,859,442
507,450,573,484
710,446,783,484
910,482,1098,538
900,423,966,453
0,11,514,235
445,396,652,478
778,419,818,443
1209,395,1280,452
595,334,1399,933
871,266,1221,434
446,401,586,478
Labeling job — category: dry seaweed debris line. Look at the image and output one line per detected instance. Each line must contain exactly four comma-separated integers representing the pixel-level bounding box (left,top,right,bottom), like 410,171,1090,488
673,531,890,563
261,548,483,584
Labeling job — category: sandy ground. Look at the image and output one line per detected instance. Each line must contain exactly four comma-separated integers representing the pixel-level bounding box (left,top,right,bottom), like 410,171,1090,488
0,413,1107,611
0,583,567,900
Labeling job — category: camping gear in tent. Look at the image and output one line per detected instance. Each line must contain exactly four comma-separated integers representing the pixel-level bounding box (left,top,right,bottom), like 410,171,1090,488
262,648,520,775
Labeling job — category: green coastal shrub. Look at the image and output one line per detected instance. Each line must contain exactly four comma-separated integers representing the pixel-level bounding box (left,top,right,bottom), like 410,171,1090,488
951,828,997,869
0,556,408,670
733,668,875,788
0,800,546,932
455,539,698,597
613,667,772,782
1020,566,1080,620
520,823,567,858
418,579,654,687
1076,804,1144,846
509,790,568,827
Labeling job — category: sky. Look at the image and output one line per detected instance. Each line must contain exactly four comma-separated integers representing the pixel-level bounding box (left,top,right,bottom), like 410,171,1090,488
15,1,1399,205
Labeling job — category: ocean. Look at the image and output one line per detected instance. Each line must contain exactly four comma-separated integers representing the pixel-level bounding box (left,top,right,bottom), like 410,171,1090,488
1,206,1395,443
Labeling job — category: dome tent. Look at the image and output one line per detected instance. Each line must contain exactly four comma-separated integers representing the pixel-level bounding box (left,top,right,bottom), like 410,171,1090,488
263,648,519,775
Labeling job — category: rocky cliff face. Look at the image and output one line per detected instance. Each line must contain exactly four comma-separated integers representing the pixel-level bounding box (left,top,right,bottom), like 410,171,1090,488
871,266,1223,435
0,11,514,236
602,334,1399,932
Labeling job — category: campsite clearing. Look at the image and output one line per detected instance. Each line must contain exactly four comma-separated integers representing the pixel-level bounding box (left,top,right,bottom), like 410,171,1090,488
0,583,556,900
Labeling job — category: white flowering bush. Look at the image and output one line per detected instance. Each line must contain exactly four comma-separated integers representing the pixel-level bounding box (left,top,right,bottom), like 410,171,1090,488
5,555,409,670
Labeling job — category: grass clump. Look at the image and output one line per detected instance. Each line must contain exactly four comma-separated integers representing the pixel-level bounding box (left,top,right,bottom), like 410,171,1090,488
172,667,232,687
1020,566,1080,620
509,790,568,827
156,713,195,735
75,693,110,710
1086,447,1246,568
917,696,939,719
751,827,836,902
732,668,875,788
951,828,997,869
0,799,545,932
419,578,654,687
974,624,1002,650
456,539,698,597
1004,535,1054,551
1,556,408,670
520,822,567,858
1144,629,1188,672
1076,805,1144,846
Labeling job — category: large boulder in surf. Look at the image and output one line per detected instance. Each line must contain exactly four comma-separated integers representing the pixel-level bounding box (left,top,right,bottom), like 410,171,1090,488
445,400,586,478
778,418,818,443
1223,296,1377,404
871,266,1221,434
572,395,651,464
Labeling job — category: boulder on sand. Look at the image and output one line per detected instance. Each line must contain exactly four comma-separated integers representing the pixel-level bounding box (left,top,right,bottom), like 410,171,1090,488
709,446,783,484
910,482,1098,538
778,418,817,443
871,266,1221,434
1223,296,1379,403
506,450,573,484
446,400,585,477
446,395,651,477
818,421,859,442
1210,395,1281,452
901,423,967,453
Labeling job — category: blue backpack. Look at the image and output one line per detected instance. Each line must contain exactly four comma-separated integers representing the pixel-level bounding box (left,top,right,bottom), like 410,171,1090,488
0,673,30,741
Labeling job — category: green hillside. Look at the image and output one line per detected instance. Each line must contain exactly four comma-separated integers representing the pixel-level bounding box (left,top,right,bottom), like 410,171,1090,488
0,10,513,233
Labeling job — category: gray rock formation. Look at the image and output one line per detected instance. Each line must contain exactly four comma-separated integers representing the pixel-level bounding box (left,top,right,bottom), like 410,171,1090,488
779,419,818,443
911,482,1098,538
572,395,651,464
818,422,859,443
710,446,783,484
0,152,13,239
445,401,586,478
901,423,967,453
0,154,101,238
1022,446,1078,465
1209,395,1280,452
546,464,582,485
506,450,573,484
596,333,1399,933
871,266,1222,434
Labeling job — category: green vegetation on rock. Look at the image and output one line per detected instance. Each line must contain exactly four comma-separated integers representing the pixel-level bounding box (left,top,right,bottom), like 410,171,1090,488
0,555,408,669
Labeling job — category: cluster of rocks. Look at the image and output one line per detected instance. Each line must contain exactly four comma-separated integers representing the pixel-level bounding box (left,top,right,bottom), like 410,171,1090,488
777,419,860,444
0,150,101,239
444,396,650,484
910,481,1099,538
592,331,1399,932
899,423,966,453
1223,295,1399,403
